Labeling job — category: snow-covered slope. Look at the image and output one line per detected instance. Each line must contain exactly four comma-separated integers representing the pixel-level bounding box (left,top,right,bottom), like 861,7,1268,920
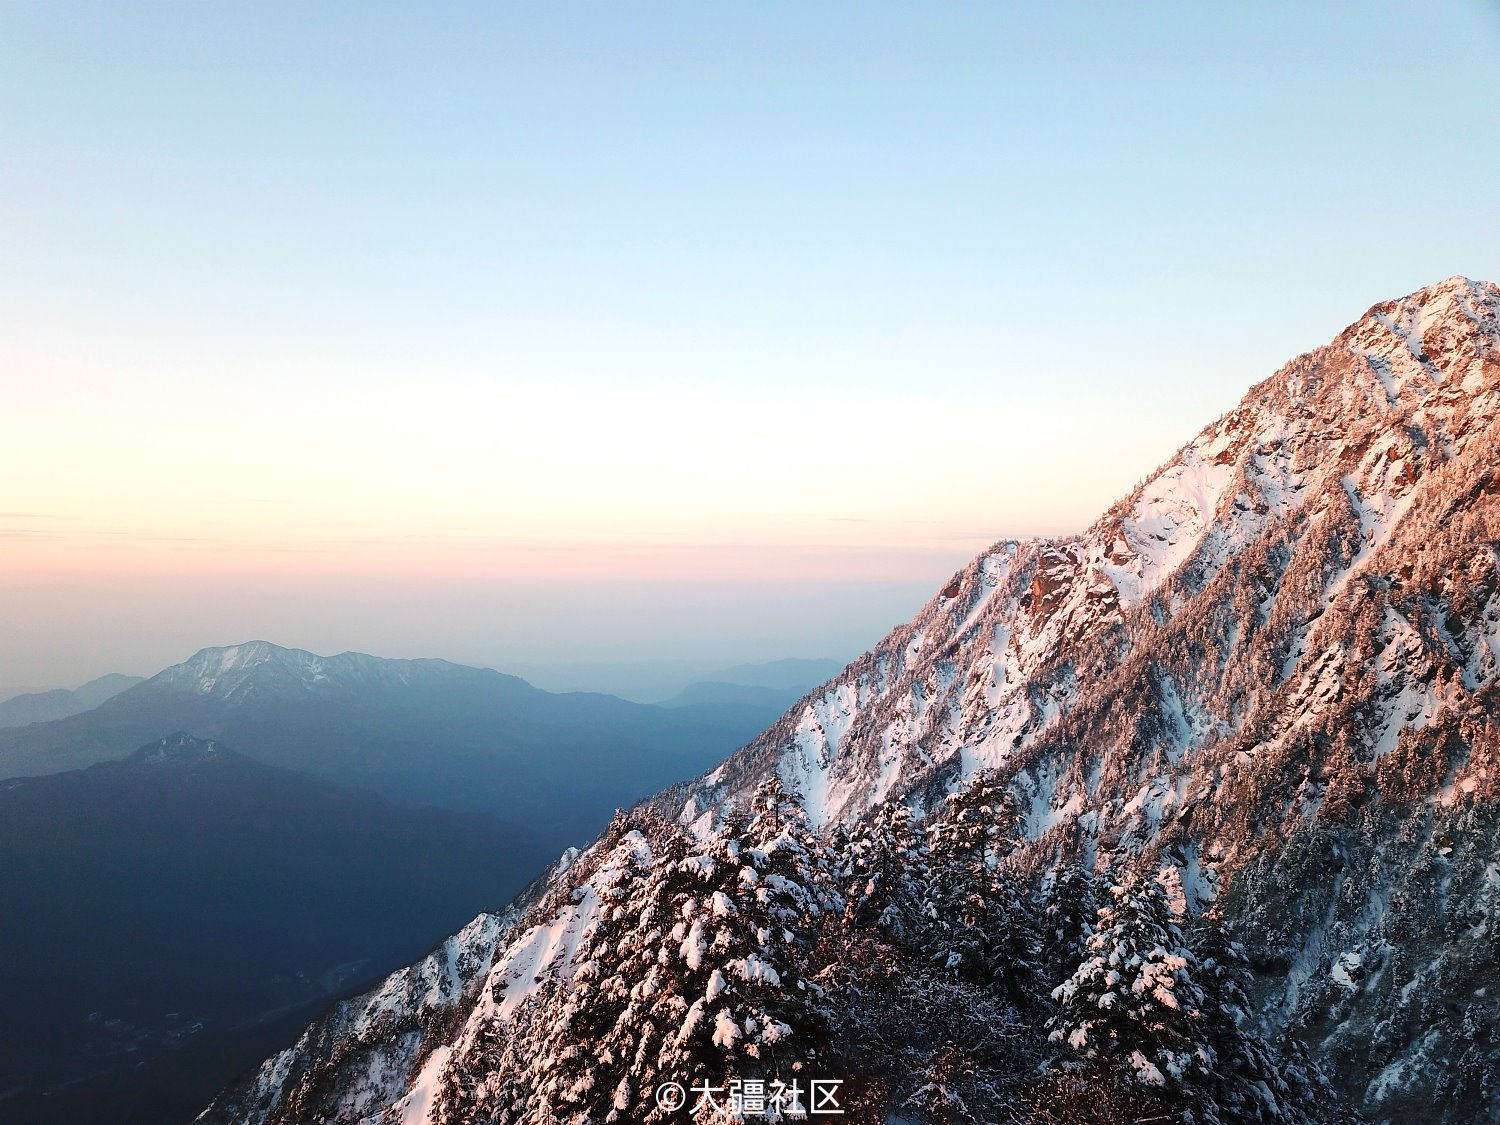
206,911,519,1125
203,277,1500,1124
669,277,1500,836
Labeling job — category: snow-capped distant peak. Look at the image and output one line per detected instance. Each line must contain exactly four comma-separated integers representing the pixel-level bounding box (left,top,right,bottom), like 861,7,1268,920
146,641,456,701
150,641,328,697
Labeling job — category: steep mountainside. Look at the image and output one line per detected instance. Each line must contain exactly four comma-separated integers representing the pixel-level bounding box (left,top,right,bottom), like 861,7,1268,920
0,642,779,849
204,278,1500,1124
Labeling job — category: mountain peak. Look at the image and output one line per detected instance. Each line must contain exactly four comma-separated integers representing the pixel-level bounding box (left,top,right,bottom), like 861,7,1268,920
213,639,295,664
128,732,231,766
1081,274,1500,609
1350,276,1500,376
668,273,1500,828
1388,272,1494,307
1378,272,1486,299
195,640,313,673
152,642,328,698
1341,275,1499,336
142,641,503,705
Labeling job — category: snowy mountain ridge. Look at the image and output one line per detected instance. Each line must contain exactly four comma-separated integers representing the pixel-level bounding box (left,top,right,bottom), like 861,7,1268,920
670,275,1500,834
203,277,1500,1124
152,641,481,701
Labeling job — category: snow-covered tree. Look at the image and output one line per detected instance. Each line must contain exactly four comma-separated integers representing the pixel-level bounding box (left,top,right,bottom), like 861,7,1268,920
925,769,1020,870
1188,910,1323,1124
838,800,931,940
1048,871,1211,1093
1037,861,1096,989
502,786,835,1123
922,774,1041,999
746,776,843,917
902,1043,976,1124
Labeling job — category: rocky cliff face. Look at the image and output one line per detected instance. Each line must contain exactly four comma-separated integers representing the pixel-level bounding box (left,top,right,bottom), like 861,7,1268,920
203,277,1500,1124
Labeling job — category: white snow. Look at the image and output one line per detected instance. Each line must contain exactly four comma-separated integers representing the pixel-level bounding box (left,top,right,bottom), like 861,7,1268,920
393,1045,450,1125
711,1008,742,1048
1115,437,1240,604
1128,1049,1166,1086
778,715,835,827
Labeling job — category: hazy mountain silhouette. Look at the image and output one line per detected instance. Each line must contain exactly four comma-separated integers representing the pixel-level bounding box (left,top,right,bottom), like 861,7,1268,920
0,642,777,850
0,733,556,1124
0,673,144,729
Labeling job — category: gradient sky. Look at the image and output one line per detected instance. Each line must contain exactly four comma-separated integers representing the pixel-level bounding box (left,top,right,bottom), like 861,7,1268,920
4,2,1500,694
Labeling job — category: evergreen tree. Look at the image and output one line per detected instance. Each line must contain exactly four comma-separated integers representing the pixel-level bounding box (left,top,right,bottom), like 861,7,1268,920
1188,911,1323,1124
902,1043,976,1124
925,769,1020,869
838,800,931,941
504,788,834,1123
745,777,843,917
526,813,687,1122
1037,861,1096,990
1048,871,1211,1095
923,773,1042,1001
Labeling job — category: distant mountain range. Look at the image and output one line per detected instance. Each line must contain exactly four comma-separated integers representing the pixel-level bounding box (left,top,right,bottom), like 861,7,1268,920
0,673,143,728
496,656,844,702
690,657,844,693
0,642,818,850
0,646,832,1123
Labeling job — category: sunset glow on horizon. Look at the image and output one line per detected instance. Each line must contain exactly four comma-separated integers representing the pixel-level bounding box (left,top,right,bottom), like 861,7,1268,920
5,1,1499,694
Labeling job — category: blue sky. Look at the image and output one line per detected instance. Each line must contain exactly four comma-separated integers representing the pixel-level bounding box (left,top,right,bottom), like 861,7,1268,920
3,2,1499,691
